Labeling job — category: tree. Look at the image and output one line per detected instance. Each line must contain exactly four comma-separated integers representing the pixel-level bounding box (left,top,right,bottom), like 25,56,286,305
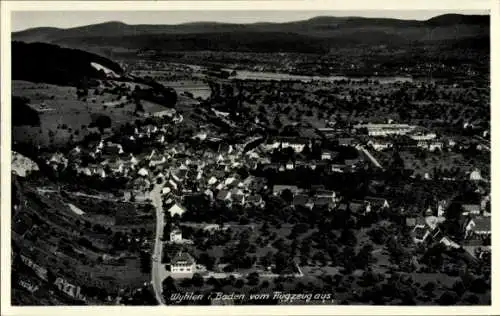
198,252,216,271
274,251,291,274
261,280,270,289
273,116,282,129
92,115,111,133
259,251,273,268
234,279,245,288
469,277,488,294
340,246,356,274
354,244,375,270
247,272,260,286
163,276,177,292
191,273,204,287
339,228,357,247
463,294,480,304
139,250,151,273
77,76,89,99
437,291,459,305
301,143,312,158
422,281,436,295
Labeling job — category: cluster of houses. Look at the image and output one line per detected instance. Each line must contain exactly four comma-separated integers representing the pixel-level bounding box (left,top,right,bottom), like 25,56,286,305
272,185,341,211
358,121,489,157
156,144,271,214
406,196,491,262
45,115,183,180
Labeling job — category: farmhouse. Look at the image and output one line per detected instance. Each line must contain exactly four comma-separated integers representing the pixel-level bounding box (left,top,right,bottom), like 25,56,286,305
170,250,196,274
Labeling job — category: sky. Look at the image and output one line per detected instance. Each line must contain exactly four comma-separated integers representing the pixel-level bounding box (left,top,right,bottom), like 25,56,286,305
12,10,489,32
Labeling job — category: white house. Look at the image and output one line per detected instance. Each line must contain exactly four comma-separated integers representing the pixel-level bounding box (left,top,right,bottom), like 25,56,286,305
429,141,443,152
285,160,295,170
138,168,149,177
204,189,214,200
321,152,333,160
130,154,138,165
470,169,482,181
170,250,196,274
224,177,238,187
170,228,183,243
208,177,217,185
167,203,186,217
192,132,208,141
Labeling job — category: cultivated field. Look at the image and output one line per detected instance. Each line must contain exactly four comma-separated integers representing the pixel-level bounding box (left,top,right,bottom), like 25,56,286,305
12,80,171,147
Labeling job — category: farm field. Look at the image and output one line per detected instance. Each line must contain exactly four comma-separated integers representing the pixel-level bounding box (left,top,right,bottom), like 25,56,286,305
371,148,489,180
12,80,172,147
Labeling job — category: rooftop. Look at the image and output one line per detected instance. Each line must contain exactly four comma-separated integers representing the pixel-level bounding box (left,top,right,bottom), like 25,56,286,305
171,250,196,266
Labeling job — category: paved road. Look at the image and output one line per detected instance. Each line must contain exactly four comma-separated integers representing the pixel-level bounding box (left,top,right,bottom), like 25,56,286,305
358,145,384,169
150,183,167,305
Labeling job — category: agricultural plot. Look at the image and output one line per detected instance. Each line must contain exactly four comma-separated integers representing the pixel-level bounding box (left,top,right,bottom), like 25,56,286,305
12,80,172,147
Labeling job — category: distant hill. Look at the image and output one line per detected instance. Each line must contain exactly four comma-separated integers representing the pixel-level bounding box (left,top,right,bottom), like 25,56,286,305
12,41,124,86
12,14,489,53
12,26,62,43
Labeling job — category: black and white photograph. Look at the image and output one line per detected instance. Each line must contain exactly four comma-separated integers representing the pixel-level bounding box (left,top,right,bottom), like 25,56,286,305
2,0,497,313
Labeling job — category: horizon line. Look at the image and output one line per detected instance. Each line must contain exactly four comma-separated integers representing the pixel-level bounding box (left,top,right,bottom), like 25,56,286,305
12,12,490,33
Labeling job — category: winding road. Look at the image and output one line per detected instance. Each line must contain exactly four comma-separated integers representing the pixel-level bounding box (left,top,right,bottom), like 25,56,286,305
150,183,167,305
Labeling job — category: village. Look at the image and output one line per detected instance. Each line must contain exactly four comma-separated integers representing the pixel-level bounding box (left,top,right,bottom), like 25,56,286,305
12,94,490,304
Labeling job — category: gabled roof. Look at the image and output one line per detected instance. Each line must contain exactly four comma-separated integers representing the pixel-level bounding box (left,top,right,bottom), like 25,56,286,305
171,250,196,265
273,185,299,193
167,203,187,216
315,189,336,197
293,194,310,206
337,203,348,211
314,196,333,206
349,201,365,213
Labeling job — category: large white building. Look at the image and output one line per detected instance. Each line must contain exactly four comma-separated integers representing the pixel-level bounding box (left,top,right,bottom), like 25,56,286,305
355,123,416,137
170,250,196,274
410,133,437,141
